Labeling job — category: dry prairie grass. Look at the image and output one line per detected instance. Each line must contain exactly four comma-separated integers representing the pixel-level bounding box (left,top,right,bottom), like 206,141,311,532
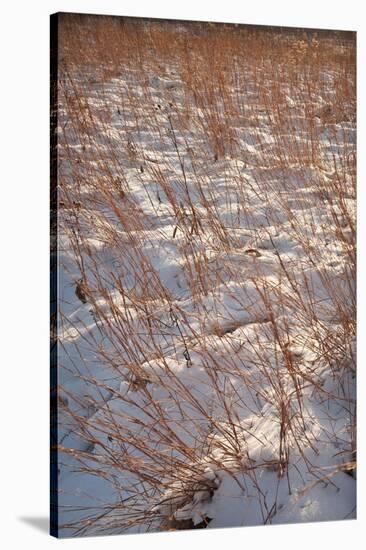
52,14,356,536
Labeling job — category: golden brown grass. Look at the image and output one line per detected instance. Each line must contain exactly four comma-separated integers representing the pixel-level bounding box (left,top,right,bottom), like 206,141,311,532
52,14,356,535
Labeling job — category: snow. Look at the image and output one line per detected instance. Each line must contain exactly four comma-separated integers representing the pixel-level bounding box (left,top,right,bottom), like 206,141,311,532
54,16,356,537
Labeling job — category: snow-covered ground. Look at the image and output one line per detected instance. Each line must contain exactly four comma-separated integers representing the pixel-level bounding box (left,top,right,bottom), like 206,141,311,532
54,16,356,537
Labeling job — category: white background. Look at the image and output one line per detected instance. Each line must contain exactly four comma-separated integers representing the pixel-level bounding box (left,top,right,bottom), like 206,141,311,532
0,0,364,548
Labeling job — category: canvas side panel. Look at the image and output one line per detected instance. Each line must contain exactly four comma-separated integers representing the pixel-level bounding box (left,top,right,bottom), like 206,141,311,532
50,12,59,539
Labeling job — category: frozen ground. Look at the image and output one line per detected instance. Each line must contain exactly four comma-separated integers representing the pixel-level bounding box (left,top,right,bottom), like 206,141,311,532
54,17,356,537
